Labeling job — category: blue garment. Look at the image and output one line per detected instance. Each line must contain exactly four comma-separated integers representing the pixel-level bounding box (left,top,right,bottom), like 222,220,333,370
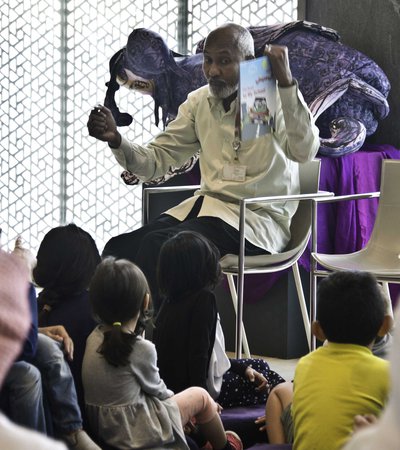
37,289,96,417
19,283,38,360
1,328,83,436
33,334,82,434
2,361,46,432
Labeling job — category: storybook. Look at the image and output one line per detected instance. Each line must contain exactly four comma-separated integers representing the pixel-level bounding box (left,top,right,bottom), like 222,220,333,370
239,56,276,141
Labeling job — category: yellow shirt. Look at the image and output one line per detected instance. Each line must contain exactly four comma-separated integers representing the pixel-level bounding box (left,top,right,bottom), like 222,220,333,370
112,83,319,253
292,342,390,450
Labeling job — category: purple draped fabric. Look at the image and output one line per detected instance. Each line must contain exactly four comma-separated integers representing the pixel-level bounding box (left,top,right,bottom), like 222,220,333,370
237,144,400,305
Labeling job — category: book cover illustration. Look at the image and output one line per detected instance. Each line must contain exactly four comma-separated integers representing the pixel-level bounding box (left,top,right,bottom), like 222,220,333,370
239,56,276,141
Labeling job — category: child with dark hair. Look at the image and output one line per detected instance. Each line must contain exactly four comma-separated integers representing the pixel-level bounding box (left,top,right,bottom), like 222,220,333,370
3,236,100,449
154,230,284,408
343,302,400,450
82,257,243,450
33,224,101,415
264,270,392,450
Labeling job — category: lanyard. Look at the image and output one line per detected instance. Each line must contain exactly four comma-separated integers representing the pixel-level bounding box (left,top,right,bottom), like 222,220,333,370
232,98,241,161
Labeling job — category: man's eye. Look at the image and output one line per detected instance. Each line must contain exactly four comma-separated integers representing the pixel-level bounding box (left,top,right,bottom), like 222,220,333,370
221,59,231,65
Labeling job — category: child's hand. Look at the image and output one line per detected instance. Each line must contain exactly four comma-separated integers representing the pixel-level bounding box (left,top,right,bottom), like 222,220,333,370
352,414,378,433
12,236,36,280
245,366,271,394
255,414,267,432
39,325,74,361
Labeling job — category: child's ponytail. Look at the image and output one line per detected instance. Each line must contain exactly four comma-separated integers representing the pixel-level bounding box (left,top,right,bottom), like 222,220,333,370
90,257,153,366
98,324,137,367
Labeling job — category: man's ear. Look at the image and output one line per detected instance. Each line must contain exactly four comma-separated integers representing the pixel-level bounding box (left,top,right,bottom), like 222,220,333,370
312,320,326,342
377,314,394,337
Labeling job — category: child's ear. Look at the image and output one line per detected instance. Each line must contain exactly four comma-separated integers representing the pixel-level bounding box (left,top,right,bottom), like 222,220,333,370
312,320,326,342
143,293,150,311
377,314,394,337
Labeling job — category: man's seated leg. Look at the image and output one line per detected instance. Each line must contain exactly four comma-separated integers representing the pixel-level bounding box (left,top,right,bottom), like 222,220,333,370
102,214,179,262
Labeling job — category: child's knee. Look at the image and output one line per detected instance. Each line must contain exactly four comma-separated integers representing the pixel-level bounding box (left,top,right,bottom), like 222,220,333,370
272,381,293,404
188,387,218,423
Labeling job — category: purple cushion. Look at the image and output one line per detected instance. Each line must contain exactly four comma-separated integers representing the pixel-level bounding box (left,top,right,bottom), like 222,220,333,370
221,404,266,448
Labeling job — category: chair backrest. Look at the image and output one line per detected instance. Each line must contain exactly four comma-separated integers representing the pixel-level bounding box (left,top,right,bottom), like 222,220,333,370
220,159,321,269
285,159,321,253
368,159,400,253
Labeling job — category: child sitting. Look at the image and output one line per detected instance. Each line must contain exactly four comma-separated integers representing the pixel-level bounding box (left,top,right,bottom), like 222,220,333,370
153,231,285,409
82,256,243,450
342,302,400,450
2,236,100,449
265,270,392,450
33,223,100,415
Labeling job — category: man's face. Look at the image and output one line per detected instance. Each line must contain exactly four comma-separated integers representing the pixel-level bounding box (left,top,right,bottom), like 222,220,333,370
202,30,242,99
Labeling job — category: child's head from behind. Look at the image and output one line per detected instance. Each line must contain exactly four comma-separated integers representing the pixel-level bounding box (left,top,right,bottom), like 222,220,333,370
90,257,150,329
33,223,101,296
89,257,151,366
157,230,221,300
316,271,386,346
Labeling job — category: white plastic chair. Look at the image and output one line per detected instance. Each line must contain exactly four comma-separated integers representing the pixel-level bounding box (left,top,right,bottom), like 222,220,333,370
142,160,333,358
220,159,334,357
310,159,400,350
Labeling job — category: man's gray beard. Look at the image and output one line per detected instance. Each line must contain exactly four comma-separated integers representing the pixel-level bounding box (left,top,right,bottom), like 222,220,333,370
208,83,238,99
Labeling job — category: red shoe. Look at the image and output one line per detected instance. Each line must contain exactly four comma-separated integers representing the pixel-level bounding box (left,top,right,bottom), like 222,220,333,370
225,430,243,450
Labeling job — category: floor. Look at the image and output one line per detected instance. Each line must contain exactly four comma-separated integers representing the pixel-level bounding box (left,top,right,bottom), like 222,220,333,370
263,356,298,381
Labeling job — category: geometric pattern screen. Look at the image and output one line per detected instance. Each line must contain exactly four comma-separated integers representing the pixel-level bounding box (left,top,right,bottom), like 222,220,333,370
1,0,297,254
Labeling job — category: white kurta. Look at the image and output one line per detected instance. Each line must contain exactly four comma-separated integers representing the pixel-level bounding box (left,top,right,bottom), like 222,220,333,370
112,82,319,253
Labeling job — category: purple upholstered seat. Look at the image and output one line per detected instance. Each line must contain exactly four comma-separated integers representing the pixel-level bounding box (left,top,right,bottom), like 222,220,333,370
221,404,266,448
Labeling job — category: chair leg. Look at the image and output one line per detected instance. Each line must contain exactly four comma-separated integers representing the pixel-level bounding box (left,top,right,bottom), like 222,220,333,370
310,266,318,351
381,282,394,318
226,274,251,358
292,262,311,350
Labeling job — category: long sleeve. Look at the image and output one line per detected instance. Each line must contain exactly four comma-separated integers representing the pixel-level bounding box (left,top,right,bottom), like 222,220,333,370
131,338,174,399
274,80,320,163
110,96,202,182
228,358,248,378
187,291,218,388
110,84,320,253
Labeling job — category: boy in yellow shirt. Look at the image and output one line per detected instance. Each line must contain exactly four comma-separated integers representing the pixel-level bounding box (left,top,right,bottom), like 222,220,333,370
264,270,392,450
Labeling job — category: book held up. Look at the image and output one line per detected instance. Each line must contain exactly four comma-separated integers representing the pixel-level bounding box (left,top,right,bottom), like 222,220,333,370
239,56,276,141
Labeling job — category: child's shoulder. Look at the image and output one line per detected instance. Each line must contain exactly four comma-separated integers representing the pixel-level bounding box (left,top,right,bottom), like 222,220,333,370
299,342,389,370
135,334,156,351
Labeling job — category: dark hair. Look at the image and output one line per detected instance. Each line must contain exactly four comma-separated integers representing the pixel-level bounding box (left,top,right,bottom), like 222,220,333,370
33,223,100,312
317,271,385,346
89,257,152,366
157,231,221,301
